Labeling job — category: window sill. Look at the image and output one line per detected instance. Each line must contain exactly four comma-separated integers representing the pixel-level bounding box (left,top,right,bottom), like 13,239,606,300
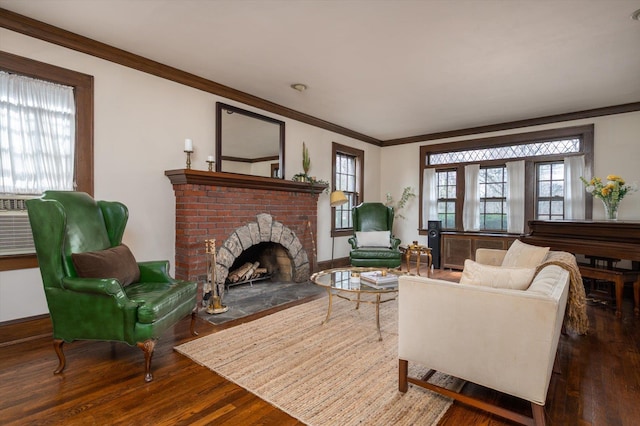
0,254,38,272
332,229,353,238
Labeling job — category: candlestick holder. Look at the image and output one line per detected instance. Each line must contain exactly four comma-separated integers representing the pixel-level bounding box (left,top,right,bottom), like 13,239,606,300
206,160,215,172
184,150,193,169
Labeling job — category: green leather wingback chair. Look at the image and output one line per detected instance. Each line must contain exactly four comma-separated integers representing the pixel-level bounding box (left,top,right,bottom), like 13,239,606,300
348,202,402,268
26,191,198,382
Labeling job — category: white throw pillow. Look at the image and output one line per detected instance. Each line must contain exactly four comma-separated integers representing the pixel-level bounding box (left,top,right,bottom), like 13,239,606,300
460,259,536,290
356,231,391,248
501,239,550,268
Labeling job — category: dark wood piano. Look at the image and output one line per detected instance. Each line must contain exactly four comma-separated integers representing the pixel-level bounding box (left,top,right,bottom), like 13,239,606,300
522,220,640,317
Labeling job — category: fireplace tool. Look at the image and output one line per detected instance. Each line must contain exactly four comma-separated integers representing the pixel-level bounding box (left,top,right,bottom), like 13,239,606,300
205,238,228,314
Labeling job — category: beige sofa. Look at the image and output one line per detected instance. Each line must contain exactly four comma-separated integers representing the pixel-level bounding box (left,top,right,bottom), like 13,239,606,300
398,248,570,426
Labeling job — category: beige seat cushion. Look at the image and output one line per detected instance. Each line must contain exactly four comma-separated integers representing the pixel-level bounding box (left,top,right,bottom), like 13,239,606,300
355,230,391,247
501,239,549,268
460,259,535,290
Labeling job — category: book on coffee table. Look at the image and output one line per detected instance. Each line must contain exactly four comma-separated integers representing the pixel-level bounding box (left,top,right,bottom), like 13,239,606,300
360,271,399,289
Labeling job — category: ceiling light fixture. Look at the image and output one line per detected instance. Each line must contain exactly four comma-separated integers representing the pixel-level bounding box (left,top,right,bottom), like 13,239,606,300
290,83,307,92
632,8,640,20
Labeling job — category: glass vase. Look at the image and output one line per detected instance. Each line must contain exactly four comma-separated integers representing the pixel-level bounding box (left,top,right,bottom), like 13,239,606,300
602,199,619,220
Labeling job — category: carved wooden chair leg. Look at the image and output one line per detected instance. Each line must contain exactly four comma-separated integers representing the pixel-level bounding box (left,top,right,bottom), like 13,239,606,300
190,309,198,336
53,339,66,374
137,340,156,382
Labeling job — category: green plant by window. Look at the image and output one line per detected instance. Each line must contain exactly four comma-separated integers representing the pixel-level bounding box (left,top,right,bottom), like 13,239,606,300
385,187,416,220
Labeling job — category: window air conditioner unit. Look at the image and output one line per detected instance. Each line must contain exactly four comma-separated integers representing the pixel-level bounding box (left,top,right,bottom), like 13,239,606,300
0,195,37,256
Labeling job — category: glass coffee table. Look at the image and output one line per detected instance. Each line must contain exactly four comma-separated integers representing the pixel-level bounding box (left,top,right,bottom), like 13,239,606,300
310,267,403,341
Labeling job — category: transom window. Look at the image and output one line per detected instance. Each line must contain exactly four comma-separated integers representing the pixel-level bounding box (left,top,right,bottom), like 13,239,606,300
429,138,580,165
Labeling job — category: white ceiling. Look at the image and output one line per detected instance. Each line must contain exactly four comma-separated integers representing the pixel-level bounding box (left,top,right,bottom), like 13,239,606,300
2,0,639,142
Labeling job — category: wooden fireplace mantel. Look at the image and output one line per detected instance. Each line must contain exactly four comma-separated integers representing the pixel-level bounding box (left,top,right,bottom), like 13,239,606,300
165,169,328,194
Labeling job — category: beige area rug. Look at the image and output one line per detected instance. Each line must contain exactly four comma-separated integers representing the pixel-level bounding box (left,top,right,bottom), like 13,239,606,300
175,295,461,425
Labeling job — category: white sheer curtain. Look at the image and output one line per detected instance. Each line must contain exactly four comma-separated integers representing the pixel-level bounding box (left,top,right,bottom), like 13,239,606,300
564,155,585,219
0,71,75,194
463,164,480,231
506,160,525,234
421,168,438,224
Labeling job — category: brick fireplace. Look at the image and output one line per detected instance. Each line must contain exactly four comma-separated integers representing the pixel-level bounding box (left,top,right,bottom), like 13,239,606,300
165,169,325,300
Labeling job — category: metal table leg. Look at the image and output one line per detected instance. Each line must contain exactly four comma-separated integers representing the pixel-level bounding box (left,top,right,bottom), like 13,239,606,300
322,287,333,324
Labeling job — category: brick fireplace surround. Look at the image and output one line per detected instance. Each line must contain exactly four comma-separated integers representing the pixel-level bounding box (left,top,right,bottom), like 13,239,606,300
165,169,325,300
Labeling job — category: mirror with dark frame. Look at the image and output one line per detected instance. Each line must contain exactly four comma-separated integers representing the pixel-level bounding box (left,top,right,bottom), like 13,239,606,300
216,102,285,178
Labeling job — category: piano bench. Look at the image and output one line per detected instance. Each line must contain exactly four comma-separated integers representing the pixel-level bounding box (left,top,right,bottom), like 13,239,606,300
578,265,640,318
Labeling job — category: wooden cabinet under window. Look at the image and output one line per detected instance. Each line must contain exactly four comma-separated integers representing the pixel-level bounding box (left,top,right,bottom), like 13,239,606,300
441,232,519,270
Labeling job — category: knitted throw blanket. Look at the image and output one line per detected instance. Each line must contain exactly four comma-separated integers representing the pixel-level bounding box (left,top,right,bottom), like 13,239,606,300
536,251,589,335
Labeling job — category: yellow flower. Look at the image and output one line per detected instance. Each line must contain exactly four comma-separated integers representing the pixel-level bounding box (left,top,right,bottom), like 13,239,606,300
581,174,635,204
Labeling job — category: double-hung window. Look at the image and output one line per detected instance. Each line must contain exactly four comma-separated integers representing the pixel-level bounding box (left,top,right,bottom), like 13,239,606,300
436,169,456,229
536,162,565,220
1,71,76,194
0,71,75,257
0,52,93,271
332,143,364,236
478,166,507,231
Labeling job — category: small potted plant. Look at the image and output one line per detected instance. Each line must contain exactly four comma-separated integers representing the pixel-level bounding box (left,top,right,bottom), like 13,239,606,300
292,142,329,193
302,141,311,177
293,142,312,182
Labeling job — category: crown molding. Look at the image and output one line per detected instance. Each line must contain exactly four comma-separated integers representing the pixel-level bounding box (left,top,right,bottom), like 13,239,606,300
0,8,381,146
2,7,638,149
382,102,640,146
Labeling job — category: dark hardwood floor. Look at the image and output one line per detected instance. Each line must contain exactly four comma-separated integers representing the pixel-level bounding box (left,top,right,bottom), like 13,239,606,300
1,268,639,425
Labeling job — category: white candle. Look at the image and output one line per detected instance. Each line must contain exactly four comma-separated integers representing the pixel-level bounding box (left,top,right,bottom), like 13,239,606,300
207,155,214,162
184,138,193,151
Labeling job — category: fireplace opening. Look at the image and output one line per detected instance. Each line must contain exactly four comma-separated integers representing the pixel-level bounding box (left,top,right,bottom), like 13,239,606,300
226,242,293,287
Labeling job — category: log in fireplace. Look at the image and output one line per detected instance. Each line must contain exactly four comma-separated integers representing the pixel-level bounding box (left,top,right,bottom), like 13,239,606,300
226,242,292,286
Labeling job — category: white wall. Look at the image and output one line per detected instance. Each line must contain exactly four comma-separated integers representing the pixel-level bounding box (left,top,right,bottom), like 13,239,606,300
0,28,380,321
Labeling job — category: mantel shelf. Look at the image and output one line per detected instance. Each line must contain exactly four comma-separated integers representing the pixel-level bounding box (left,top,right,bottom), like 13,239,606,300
165,169,328,194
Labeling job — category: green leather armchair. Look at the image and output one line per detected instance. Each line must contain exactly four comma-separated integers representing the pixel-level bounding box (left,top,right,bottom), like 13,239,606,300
348,202,402,268
26,191,198,382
